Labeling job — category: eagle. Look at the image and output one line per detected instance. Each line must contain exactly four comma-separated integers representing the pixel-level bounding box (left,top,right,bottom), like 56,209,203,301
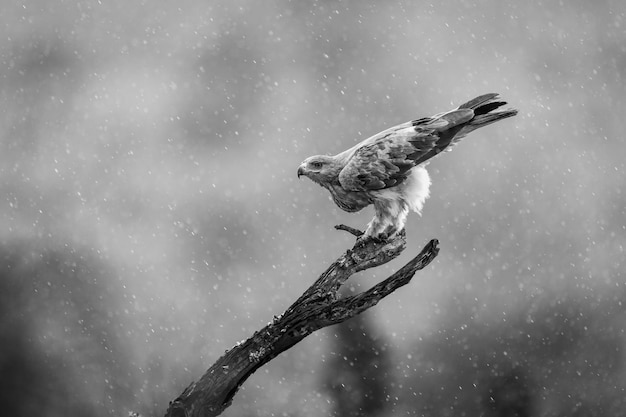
297,93,518,241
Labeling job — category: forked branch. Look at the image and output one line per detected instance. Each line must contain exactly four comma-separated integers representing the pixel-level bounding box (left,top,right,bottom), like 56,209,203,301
164,229,440,417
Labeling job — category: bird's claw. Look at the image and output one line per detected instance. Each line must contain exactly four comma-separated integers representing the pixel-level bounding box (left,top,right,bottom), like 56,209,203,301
354,233,389,248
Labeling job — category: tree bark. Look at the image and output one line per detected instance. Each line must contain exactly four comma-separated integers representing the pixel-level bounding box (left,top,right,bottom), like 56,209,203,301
164,229,439,417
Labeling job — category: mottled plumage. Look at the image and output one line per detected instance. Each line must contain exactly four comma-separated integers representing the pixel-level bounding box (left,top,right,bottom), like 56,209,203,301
297,93,518,239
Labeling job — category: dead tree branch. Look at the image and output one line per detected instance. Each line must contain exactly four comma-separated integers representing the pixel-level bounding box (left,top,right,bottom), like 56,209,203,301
164,231,440,417
334,223,364,237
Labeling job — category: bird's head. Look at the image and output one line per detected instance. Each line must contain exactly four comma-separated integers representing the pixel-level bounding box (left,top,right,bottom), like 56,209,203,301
297,155,338,186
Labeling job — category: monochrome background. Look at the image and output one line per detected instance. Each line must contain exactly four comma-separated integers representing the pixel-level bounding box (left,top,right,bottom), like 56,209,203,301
1,1,625,415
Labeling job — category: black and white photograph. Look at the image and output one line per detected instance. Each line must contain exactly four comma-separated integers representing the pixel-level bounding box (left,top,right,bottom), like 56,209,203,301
1,1,625,416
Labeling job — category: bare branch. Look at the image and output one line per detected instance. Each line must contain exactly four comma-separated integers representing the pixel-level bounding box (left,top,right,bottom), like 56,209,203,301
334,224,364,237
328,239,439,321
164,233,440,417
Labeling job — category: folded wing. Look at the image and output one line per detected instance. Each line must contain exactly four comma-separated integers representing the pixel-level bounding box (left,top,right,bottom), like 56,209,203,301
338,93,516,192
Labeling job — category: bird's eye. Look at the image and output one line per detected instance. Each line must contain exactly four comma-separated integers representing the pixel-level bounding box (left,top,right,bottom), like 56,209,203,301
311,161,323,169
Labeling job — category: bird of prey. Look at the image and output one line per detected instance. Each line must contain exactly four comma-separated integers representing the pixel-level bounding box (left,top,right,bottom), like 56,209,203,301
297,93,518,241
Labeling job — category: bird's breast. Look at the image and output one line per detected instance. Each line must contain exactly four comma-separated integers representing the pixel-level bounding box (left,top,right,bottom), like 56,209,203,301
326,183,371,212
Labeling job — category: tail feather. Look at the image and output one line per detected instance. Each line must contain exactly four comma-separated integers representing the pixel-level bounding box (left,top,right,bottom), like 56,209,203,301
461,93,518,132
411,93,517,165
473,100,506,116
458,93,500,110
459,93,518,123
468,108,518,128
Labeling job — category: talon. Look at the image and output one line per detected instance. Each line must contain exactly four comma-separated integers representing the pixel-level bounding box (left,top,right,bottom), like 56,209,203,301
367,234,389,245
377,232,389,242
354,233,388,248
354,234,376,248
354,236,368,248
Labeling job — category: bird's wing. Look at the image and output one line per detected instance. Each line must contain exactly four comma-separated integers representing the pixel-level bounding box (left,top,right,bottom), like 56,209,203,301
338,108,475,192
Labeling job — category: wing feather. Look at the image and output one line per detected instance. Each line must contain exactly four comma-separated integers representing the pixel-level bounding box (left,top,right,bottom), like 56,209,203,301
338,109,472,192
337,93,516,192
338,127,438,191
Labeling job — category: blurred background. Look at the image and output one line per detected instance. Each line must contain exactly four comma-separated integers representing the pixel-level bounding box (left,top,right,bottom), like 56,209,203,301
1,0,625,416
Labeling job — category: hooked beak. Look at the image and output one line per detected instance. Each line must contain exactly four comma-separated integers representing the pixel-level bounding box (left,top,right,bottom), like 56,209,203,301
297,166,305,178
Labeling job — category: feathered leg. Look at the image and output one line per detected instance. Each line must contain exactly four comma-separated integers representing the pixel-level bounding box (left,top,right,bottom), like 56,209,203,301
361,167,430,241
362,200,410,240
